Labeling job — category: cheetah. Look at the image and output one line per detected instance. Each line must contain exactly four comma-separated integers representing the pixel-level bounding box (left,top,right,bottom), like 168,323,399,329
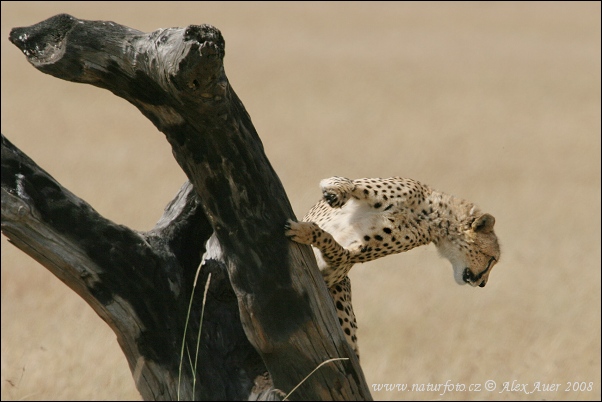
285,176,500,358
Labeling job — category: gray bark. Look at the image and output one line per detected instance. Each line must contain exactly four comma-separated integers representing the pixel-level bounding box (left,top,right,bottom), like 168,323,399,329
3,14,371,400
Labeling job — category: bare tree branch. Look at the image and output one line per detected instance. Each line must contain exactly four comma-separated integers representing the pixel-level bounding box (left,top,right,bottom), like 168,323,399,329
4,14,371,400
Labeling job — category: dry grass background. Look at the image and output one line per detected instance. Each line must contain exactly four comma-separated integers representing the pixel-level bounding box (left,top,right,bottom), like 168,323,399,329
1,2,600,400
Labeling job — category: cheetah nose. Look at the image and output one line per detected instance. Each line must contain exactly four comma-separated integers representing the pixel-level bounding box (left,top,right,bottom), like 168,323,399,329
479,281,486,288
462,268,472,284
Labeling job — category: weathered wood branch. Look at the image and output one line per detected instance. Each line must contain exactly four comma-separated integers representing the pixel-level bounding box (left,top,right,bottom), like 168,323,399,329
4,14,371,400
1,134,269,400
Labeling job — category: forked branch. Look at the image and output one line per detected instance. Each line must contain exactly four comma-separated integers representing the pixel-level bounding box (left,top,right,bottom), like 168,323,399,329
3,14,371,400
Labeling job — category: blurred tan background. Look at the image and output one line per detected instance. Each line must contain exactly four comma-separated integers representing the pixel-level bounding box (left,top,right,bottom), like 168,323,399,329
1,2,600,400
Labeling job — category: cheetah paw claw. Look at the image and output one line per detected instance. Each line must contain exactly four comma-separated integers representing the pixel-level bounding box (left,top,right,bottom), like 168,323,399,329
284,219,315,245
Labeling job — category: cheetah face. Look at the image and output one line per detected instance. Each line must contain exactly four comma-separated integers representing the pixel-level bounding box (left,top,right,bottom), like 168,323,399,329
437,213,500,288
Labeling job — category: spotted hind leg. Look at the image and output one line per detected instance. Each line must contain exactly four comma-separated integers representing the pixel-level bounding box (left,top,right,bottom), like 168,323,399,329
319,176,356,208
348,177,431,211
328,276,359,359
320,176,406,211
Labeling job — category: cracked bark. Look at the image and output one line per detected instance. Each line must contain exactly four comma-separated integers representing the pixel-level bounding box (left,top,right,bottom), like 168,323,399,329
2,14,371,401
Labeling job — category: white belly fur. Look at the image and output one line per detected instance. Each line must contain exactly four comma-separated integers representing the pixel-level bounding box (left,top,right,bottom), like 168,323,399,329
315,198,389,251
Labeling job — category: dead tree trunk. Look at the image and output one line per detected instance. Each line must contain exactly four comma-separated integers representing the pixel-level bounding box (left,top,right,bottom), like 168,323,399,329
2,14,372,401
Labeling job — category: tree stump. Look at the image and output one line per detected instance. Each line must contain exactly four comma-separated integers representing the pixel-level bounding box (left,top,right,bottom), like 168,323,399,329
2,14,372,401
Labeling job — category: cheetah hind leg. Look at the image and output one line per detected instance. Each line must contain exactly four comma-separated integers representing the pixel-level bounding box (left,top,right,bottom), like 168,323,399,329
328,276,360,359
320,176,355,208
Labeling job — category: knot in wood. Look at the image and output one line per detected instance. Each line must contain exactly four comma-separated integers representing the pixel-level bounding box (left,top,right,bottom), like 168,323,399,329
184,24,225,58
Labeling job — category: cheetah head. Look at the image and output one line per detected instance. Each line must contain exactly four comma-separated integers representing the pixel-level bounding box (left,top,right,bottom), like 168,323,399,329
437,212,500,288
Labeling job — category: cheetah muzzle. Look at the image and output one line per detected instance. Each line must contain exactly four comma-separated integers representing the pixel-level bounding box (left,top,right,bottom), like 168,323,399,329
286,176,501,358
463,256,497,287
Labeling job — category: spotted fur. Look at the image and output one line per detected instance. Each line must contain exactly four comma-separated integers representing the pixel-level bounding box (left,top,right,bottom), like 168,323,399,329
285,176,501,358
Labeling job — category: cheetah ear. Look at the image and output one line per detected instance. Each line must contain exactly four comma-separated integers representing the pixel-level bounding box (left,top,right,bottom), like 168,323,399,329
472,213,495,233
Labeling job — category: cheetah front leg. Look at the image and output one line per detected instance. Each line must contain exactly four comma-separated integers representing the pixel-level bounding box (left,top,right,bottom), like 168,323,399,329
284,222,361,357
285,219,353,267
285,219,374,285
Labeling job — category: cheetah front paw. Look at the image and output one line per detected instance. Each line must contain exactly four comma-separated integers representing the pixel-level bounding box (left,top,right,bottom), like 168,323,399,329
284,219,318,245
320,176,355,208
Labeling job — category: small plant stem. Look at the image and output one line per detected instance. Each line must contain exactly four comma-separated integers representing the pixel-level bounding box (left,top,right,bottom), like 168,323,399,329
283,357,349,400
177,261,204,401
